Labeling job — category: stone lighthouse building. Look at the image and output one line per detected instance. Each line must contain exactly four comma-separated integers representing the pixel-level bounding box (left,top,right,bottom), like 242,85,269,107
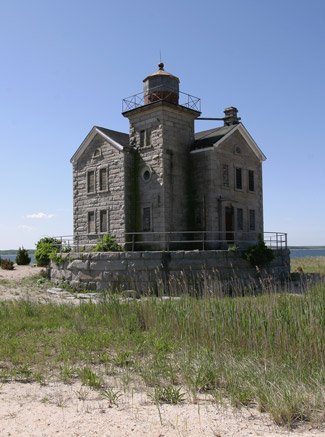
71,63,266,249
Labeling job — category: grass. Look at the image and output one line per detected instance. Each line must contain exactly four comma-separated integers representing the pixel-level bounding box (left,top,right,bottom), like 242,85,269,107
291,256,325,275
0,258,323,428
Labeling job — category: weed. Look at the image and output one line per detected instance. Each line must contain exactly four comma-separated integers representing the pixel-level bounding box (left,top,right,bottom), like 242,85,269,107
152,385,186,404
101,387,122,407
78,367,102,389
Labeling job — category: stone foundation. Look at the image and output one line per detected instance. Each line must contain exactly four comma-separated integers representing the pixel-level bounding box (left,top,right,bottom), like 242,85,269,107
50,249,290,295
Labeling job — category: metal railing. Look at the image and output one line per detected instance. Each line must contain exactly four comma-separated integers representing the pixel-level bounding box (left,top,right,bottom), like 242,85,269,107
52,231,287,252
122,85,201,113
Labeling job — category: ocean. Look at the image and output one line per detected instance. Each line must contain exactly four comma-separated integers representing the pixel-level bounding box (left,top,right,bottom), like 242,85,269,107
289,248,325,259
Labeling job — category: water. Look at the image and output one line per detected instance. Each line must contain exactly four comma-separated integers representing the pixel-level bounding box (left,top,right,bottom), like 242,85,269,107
289,248,325,259
0,253,36,264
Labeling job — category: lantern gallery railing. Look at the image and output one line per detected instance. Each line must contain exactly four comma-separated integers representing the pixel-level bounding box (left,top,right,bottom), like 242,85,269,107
52,232,287,252
122,85,201,113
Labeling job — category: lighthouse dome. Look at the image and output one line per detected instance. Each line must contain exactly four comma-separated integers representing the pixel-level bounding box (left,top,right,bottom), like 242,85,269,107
143,63,179,105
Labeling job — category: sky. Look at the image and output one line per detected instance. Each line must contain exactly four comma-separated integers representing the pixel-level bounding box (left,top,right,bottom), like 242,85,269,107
0,0,324,249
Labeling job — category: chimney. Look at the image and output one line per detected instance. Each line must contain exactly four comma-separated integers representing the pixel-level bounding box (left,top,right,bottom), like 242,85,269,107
224,107,241,126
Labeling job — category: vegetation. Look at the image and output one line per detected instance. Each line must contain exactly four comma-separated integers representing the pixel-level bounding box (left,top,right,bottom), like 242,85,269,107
291,256,325,275
243,234,275,268
92,234,122,252
15,247,31,265
0,256,323,429
0,258,14,270
35,237,62,267
0,270,324,427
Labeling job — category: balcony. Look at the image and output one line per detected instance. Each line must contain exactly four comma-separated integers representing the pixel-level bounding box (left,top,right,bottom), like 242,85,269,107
122,85,201,113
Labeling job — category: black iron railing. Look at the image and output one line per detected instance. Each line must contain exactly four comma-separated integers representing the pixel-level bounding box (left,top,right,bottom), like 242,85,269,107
122,85,201,113
52,231,287,252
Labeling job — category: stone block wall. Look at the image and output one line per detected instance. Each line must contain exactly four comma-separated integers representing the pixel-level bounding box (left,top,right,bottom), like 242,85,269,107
50,249,290,295
73,134,126,246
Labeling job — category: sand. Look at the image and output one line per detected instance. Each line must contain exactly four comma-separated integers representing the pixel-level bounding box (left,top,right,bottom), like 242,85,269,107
0,266,323,436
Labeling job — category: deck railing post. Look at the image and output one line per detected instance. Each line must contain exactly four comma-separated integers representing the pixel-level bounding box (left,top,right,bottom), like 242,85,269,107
132,233,135,252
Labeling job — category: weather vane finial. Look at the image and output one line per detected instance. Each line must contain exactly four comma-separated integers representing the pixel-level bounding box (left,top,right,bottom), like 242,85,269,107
158,50,164,70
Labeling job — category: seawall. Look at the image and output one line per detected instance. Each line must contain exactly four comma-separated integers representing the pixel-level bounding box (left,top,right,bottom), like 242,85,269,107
50,249,290,295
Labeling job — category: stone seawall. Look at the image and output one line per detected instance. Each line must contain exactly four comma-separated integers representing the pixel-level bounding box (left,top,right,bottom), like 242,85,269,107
50,249,290,295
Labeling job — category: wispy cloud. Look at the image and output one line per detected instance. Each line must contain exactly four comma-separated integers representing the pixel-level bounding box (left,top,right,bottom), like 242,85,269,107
26,212,55,220
18,225,35,232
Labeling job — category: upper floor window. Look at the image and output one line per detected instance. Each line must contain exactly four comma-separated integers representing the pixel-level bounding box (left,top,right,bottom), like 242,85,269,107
87,170,95,193
249,209,256,231
99,167,108,191
236,167,242,190
140,129,151,147
222,164,229,187
248,170,255,192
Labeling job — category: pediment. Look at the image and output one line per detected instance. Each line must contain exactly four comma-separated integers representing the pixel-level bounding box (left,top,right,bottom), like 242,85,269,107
70,126,128,164
214,124,266,162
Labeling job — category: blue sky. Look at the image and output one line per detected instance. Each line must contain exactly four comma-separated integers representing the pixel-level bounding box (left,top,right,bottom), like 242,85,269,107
0,0,324,249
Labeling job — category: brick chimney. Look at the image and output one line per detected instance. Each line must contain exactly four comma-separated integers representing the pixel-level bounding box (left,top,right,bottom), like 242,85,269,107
224,107,241,126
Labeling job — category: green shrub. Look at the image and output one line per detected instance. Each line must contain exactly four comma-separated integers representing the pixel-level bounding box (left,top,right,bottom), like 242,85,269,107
0,258,15,270
92,234,122,252
15,247,31,265
243,234,275,268
35,237,62,267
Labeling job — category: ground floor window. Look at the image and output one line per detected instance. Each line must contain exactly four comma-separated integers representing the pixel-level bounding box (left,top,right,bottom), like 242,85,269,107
88,211,95,234
249,209,256,231
100,209,108,233
237,208,243,231
142,207,151,232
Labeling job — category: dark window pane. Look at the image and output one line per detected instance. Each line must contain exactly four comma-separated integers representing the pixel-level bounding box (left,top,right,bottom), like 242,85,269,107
249,209,256,231
222,164,229,187
236,168,242,189
100,210,108,233
142,207,151,232
88,211,95,233
140,130,145,147
248,170,255,191
99,168,107,191
237,208,243,231
87,171,95,193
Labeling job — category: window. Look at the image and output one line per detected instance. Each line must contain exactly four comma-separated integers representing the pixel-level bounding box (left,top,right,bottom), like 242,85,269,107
93,148,101,158
140,129,151,147
140,130,145,147
222,164,229,187
88,211,95,234
194,203,203,228
142,207,151,232
237,208,243,231
87,170,95,193
236,167,242,190
249,209,256,231
99,167,108,191
248,170,255,192
100,210,108,233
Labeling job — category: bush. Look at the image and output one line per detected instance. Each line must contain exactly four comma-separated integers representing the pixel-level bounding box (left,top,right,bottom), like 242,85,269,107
92,234,122,252
0,258,15,270
243,234,275,268
15,247,31,265
35,237,62,267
